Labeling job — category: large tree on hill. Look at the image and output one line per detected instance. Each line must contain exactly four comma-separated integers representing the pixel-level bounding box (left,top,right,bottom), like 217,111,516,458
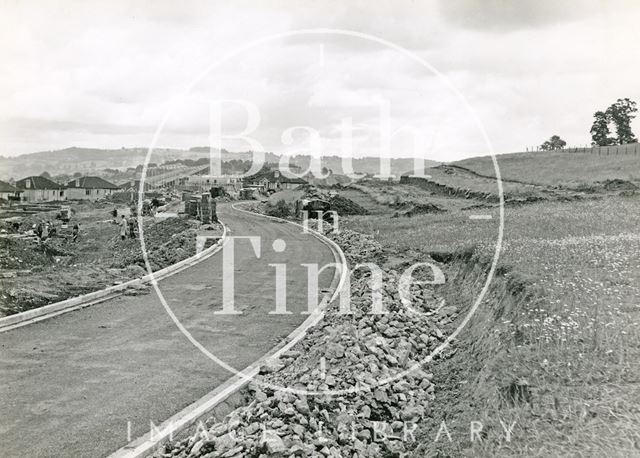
590,98,637,146
590,110,615,146
540,135,567,151
608,98,637,145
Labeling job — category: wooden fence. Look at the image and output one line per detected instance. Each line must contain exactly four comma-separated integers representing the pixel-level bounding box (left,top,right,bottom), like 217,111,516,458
524,143,639,155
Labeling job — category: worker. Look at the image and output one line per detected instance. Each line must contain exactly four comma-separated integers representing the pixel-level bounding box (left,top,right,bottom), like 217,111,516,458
128,217,136,239
48,220,57,238
72,223,80,242
41,222,49,241
119,214,127,241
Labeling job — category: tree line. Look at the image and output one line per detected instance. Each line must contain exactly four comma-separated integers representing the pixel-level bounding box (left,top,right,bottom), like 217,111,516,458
590,98,637,146
539,98,637,151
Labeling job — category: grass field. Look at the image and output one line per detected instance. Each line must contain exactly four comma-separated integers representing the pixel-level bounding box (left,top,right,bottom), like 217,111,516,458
338,165,640,456
452,147,640,188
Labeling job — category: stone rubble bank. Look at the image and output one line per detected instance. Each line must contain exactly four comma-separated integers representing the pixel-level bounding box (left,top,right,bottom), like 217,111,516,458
155,229,457,458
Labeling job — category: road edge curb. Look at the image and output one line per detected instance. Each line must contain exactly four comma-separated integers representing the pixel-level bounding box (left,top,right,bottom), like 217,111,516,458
107,201,348,458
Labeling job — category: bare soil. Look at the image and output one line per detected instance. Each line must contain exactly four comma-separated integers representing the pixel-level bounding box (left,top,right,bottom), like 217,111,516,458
0,202,222,316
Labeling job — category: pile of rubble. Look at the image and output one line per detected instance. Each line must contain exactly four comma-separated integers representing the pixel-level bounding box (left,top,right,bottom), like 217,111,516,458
108,218,206,271
156,229,457,458
303,186,368,216
0,236,69,270
327,195,368,216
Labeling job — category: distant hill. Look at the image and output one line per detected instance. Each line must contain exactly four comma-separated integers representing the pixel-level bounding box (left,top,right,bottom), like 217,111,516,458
0,146,437,181
0,147,183,180
187,148,439,176
0,147,254,180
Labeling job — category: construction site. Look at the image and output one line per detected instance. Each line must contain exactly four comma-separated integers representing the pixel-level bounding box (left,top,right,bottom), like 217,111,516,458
0,170,229,317
3,3,638,456
0,161,371,318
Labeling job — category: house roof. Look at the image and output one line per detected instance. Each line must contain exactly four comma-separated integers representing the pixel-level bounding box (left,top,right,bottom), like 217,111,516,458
66,176,119,189
15,176,65,190
0,180,21,193
247,169,307,185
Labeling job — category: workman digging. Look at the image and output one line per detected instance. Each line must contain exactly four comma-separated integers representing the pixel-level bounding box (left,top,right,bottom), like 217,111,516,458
119,214,127,241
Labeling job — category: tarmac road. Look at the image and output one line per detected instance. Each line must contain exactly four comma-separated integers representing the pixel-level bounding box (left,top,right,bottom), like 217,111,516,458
0,203,335,457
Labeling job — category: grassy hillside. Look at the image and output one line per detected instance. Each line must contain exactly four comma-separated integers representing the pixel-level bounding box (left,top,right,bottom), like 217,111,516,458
452,146,640,188
336,159,640,455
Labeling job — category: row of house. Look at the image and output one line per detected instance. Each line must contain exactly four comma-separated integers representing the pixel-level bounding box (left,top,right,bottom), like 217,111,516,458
183,175,243,193
0,176,120,202
0,167,309,203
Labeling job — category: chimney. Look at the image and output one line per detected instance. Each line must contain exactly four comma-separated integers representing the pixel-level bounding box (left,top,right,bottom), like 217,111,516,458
75,178,80,187
274,170,280,178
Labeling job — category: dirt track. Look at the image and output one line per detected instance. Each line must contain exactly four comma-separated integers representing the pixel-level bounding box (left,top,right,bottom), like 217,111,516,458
0,203,335,458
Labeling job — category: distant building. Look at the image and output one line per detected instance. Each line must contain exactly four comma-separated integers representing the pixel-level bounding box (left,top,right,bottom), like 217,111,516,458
0,180,23,201
185,175,243,193
118,180,156,193
66,176,119,201
245,169,307,192
15,176,66,202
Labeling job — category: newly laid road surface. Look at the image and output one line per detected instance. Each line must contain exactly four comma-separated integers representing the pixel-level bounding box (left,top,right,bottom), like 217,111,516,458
0,204,335,457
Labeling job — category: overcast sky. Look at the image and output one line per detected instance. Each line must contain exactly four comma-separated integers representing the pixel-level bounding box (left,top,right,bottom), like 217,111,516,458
1,0,639,162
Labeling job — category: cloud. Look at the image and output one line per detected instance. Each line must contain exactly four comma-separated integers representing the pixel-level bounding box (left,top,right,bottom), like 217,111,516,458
437,0,640,32
0,0,639,160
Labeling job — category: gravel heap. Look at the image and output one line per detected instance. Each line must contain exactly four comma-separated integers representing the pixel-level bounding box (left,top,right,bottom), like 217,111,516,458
156,229,457,458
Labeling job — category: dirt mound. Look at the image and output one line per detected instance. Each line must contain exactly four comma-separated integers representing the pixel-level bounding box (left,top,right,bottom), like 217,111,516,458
108,218,199,271
0,212,207,316
267,189,305,205
269,185,370,217
328,195,368,215
302,186,370,216
397,202,445,217
0,237,57,270
602,178,638,191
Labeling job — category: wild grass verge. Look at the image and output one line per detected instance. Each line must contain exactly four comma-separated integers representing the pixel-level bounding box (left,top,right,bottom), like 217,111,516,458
343,195,640,456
